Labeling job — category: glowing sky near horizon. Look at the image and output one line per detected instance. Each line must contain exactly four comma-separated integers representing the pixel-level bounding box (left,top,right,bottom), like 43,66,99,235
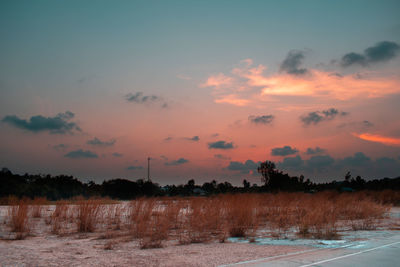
1,0,400,185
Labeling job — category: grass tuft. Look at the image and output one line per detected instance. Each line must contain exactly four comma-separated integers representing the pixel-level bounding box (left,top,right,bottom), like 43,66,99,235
76,199,102,232
8,200,29,239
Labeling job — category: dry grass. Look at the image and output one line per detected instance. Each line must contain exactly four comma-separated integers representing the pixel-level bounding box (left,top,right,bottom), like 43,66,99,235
76,199,102,232
3,191,393,245
30,197,47,218
182,198,217,243
254,192,389,239
129,198,155,238
8,200,29,239
77,192,392,243
0,195,20,206
139,214,170,249
104,204,124,230
337,196,389,231
50,201,70,235
223,194,258,238
128,198,170,248
363,190,400,206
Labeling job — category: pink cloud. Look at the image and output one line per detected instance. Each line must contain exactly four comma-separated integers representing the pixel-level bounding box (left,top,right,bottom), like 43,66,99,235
200,73,233,88
201,59,400,106
214,94,250,106
260,70,400,100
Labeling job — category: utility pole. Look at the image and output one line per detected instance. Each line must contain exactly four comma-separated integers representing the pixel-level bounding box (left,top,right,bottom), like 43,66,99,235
147,157,151,182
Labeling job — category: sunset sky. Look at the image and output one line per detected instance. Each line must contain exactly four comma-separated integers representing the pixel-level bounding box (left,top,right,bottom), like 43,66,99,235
1,0,400,185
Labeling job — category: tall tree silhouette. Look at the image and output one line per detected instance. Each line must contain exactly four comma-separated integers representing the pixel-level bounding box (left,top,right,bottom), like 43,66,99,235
257,160,277,185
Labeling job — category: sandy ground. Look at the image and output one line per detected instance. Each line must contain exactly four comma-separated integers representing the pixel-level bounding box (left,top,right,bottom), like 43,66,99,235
0,206,399,267
0,236,307,267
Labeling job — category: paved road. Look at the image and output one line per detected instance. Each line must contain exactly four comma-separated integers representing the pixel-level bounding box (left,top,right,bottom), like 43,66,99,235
220,232,400,267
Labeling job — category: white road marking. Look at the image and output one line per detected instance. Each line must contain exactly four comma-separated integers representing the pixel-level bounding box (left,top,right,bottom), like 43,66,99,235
299,240,400,267
219,245,354,267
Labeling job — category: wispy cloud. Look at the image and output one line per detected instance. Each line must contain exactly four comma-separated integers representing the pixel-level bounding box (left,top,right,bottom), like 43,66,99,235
184,136,200,141
200,57,400,106
53,144,68,151
353,133,400,146
200,67,250,106
125,92,168,108
200,73,233,88
214,154,231,160
176,74,192,80
164,136,173,142
248,115,274,125
127,165,143,170
87,137,116,147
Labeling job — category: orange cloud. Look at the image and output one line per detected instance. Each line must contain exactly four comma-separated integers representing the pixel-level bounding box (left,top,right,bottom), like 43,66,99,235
353,133,400,146
214,94,250,106
201,59,400,106
200,73,233,89
260,70,400,100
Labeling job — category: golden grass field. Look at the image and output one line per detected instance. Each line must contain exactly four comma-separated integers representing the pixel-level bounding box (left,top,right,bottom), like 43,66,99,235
2,190,399,249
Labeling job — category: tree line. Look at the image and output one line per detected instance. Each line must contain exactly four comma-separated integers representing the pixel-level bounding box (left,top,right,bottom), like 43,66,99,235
1,160,399,200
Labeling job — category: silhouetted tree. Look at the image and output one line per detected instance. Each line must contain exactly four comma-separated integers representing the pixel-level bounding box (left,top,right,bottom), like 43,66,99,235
257,161,312,192
1,166,399,200
345,171,352,182
202,180,217,194
257,161,277,185
243,179,250,189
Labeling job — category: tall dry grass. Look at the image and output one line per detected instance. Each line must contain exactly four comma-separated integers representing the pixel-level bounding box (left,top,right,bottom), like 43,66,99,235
182,198,218,243
139,210,170,249
129,198,156,238
223,194,259,238
255,192,389,239
334,194,389,230
76,199,102,232
126,192,389,245
30,197,47,218
129,198,171,248
0,195,20,206
50,201,70,235
8,200,29,239
104,204,124,230
3,191,392,245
